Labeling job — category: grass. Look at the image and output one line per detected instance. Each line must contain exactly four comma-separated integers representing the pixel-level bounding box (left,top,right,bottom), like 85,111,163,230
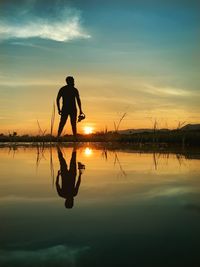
114,112,127,133
50,102,55,137
0,129,200,147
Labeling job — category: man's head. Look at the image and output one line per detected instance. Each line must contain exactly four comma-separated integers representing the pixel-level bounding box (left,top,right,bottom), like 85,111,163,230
66,76,74,86
65,198,74,209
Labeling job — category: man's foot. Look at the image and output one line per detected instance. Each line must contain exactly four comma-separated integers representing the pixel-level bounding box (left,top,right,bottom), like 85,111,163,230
73,136,78,142
56,136,62,142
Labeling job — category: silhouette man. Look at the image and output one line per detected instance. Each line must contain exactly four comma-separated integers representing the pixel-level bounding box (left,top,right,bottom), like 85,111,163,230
56,76,84,138
56,146,85,209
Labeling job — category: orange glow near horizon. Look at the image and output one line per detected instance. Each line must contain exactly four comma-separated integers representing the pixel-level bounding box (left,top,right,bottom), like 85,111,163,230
0,110,199,135
83,126,94,135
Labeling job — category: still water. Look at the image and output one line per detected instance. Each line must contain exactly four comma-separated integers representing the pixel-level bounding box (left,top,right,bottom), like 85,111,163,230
0,144,200,267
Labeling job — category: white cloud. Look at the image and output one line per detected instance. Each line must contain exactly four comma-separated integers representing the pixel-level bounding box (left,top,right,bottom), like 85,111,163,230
0,13,90,42
0,79,58,87
143,84,191,97
0,1,90,42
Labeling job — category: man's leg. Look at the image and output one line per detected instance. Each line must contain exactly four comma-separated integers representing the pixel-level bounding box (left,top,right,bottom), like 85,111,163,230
70,150,77,176
70,111,77,137
57,114,68,137
57,146,68,172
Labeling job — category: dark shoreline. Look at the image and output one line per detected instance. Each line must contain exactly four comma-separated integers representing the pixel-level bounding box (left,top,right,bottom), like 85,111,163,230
0,129,200,147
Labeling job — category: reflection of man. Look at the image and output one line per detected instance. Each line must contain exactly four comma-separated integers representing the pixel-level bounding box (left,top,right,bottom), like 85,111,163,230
56,146,85,209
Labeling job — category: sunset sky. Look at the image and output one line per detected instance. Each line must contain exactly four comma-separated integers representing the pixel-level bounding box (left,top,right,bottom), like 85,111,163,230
0,0,199,134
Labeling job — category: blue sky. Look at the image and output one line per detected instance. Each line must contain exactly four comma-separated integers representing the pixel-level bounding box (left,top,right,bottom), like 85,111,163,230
0,0,199,133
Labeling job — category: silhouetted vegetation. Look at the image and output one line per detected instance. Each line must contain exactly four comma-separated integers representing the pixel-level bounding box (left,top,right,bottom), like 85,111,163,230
0,128,200,147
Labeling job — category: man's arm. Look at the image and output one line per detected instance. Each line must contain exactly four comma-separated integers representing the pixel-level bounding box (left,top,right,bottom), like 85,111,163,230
56,89,62,115
56,170,61,186
76,90,83,114
74,173,81,197
56,170,63,197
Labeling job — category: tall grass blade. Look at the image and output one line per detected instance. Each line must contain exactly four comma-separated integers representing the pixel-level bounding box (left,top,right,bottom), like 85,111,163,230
50,102,55,136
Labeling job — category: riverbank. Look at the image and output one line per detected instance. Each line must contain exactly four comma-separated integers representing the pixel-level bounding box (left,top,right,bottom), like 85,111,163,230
0,129,200,147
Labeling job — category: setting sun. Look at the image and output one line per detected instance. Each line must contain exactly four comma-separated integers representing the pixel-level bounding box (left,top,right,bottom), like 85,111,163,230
84,126,93,135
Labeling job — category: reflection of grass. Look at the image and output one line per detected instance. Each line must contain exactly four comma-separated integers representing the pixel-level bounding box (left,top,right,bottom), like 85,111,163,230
3,142,200,163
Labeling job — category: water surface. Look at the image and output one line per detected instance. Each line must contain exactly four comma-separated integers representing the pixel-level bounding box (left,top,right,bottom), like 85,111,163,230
0,144,200,267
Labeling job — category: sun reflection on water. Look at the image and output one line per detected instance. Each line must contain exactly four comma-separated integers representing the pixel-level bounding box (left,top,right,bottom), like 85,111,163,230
84,147,93,157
